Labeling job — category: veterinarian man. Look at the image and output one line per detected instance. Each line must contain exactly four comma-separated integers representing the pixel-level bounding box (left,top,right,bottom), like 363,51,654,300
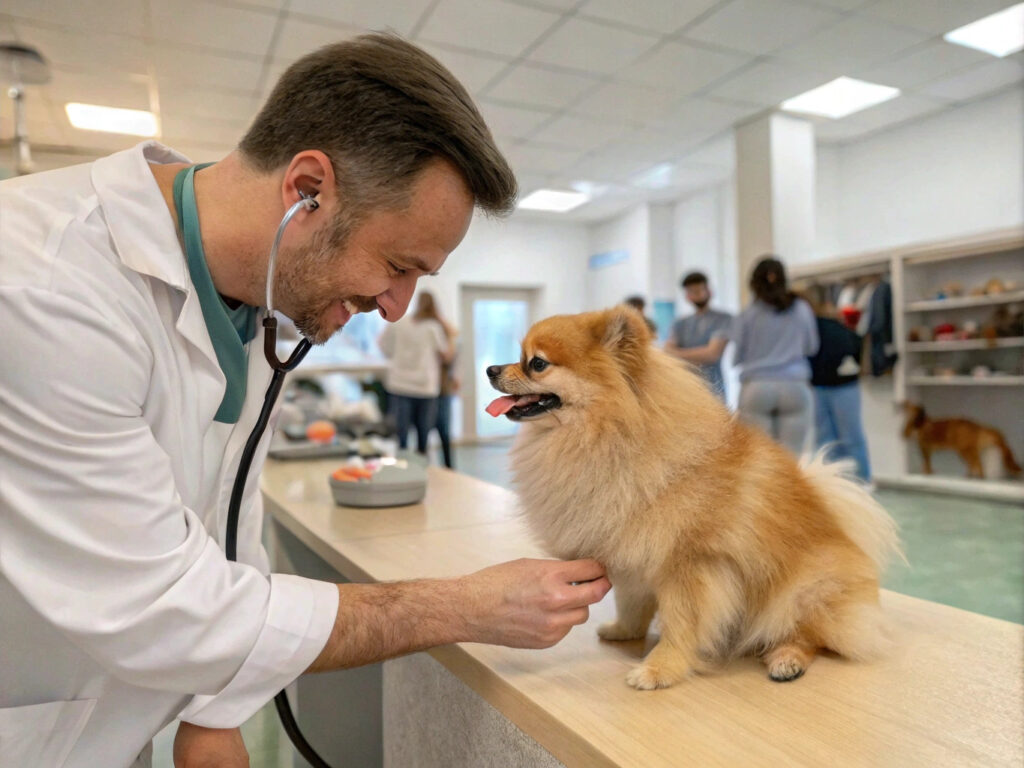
0,35,610,767
664,271,734,399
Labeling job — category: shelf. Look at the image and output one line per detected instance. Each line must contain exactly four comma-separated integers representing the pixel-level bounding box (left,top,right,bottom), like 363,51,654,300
905,290,1024,312
875,474,1024,504
906,338,1024,351
907,376,1024,386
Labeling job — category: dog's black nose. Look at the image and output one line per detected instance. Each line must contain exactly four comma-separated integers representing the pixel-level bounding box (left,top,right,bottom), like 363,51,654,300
486,364,503,379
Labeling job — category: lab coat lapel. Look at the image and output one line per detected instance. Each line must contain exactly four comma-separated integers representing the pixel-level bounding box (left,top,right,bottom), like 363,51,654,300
91,141,225,410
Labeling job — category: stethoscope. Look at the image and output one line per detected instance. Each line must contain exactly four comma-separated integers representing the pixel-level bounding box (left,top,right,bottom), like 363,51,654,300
224,190,334,768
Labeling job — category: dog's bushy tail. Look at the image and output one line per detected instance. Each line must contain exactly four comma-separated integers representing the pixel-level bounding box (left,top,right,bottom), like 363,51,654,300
799,451,905,572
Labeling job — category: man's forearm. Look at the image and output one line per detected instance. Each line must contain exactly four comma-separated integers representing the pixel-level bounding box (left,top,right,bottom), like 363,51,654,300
306,579,466,673
305,558,613,674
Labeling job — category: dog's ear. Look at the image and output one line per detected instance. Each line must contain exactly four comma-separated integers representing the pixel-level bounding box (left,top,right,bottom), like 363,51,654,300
597,306,650,392
600,305,651,350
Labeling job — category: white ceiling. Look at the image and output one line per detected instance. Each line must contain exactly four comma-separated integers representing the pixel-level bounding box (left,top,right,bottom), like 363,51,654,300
0,0,1021,222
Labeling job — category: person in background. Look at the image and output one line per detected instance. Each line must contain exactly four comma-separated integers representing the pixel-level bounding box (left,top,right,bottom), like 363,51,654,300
624,295,658,336
434,304,460,469
732,257,819,455
379,291,454,456
808,300,872,482
664,271,733,399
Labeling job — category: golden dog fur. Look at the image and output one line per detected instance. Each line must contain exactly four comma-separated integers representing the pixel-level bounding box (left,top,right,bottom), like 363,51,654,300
488,306,902,688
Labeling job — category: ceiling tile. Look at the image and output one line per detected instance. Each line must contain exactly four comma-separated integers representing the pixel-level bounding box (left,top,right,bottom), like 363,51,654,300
288,0,435,35
527,17,658,75
417,43,513,95
577,0,721,35
159,88,259,125
503,140,581,173
3,0,145,36
149,1,278,58
684,0,842,56
13,22,149,77
856,40,992,90
416,0,562,58
801,0,872,9
814,117,871,142
776,15,929,71
164,141,238,163
64,126,145,154
678,133,736,167
485,62,600,110
46,70,152,111
616,40,750,96
920,58,1024,101
848,93,948,131
528,114,631,151
271,16,362,61
709,60,834,107
567,133,679,181
477,100,556,140
861,0,1014,36
569,81,676,124
161,114,249,147
654,96,755,137
151,45,264,94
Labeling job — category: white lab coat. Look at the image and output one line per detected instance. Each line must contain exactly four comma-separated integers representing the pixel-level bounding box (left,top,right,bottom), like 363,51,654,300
0,142,339,767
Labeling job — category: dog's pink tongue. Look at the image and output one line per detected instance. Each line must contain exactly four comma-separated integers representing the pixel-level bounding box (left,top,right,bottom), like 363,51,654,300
485,396,518,417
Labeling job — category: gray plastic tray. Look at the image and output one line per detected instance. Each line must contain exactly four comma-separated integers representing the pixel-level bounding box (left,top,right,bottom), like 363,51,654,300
329,463,427,508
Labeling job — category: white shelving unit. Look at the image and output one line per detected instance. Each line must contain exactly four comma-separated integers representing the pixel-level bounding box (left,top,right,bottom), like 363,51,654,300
906,338,1024,351
792,227,1024,504
905,290,1024,312
907,376,1024,386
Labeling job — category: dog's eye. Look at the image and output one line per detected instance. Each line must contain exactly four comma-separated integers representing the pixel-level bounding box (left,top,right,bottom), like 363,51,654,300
529,357,549,373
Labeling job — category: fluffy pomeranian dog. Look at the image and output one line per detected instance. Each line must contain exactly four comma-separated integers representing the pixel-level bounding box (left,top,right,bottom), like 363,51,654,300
485,306,902,689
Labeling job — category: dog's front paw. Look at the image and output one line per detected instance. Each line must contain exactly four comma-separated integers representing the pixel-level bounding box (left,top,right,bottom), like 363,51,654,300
625,663,681,690
597,621,646,641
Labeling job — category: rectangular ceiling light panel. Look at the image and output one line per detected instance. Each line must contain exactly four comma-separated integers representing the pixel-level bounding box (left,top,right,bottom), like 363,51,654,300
944,3,1024,57
781,76,900,119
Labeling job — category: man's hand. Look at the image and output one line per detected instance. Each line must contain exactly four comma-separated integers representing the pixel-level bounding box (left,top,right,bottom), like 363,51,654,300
307,558,611,673
460,558,612,648
173,722,249,768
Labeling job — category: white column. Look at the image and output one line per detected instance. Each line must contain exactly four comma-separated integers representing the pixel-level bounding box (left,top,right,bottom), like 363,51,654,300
734,112,816,302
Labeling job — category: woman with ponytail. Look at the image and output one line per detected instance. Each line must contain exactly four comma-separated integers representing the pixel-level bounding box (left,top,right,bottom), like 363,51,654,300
731,256,820,455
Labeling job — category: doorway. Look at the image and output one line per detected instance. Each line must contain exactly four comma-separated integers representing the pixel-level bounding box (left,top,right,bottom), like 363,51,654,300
458,286,539,441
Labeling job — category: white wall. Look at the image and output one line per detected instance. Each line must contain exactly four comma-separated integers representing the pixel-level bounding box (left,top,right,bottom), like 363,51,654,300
585,205,650,311
425,213,590,325
814,86,1024,258
672,185,740,314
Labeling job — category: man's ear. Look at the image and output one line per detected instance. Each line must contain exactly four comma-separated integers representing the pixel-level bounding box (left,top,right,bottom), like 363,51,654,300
281,150,335,211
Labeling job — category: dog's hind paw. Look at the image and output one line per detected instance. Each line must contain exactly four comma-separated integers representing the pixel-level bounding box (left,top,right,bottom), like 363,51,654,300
598,621,647,641
625,664,678,690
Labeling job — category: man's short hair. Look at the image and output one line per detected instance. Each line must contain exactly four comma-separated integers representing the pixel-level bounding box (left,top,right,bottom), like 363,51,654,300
681,271,709,289
240,33,517,220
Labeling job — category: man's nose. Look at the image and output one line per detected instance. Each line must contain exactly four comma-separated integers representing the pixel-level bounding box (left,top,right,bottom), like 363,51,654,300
486,364,503,379
376,275,417,321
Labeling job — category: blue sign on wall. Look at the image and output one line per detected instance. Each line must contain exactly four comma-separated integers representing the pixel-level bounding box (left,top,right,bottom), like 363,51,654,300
588,249,629,270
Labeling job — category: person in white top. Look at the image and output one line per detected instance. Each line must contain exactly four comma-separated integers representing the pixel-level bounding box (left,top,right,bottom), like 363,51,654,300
0,35,609,767
379,291,454,455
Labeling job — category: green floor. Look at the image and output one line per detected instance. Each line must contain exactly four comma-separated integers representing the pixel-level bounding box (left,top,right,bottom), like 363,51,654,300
153,440,1023,767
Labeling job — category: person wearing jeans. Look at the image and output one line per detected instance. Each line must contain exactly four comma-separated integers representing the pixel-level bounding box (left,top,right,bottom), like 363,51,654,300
732,257,819,456
379,292,454,456
810,313,872,482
